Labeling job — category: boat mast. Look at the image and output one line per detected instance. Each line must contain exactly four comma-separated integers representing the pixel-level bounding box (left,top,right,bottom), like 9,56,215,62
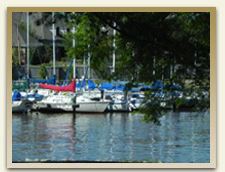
16,23,21,65
83,54,86,78
87,44,91,79
26,12,30,79
52,12,56,76
71,25,76,79
112,22,116,73
73,58,76,79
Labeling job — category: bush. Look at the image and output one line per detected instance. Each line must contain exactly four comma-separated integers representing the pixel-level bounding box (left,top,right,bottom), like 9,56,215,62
39,64,48,79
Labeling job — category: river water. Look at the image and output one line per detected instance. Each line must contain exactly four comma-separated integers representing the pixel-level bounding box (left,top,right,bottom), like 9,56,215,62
12,111,210,163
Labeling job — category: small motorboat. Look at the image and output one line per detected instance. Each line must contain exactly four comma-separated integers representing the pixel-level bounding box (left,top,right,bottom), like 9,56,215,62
12,90,33,113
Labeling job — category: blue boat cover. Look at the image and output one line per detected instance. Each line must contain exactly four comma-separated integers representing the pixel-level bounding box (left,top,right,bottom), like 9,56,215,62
151,80,164,89
76,81,82,89
114,84,125,91
81,79,86,88
88,80,96,90
76,79,87,89
99,82,114,90
27,94,44,101
12,90,22,101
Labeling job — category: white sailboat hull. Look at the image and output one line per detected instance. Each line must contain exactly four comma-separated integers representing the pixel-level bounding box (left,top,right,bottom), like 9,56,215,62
34,94,109,113
34,102,75,113
76,101,109,113
35,101,109,113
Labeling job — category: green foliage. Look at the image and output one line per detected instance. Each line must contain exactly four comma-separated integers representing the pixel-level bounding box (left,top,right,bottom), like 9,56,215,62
39,64,48,79
63,13,116,79
62,12,210,123
30,45,52,65
12,48,20,65
137,84,209,124
137,91,165,125
29,12,210,82
63,12,209,83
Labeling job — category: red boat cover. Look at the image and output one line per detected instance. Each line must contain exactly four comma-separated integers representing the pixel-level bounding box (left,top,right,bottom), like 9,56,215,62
39,80,76,92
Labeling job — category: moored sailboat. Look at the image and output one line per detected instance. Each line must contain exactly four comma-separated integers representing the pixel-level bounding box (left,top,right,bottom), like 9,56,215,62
33,80,110,113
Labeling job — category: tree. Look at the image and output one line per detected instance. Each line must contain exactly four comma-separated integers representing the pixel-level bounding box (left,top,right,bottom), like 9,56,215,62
63,12,209,83
39,64,48,79
62,12,210,123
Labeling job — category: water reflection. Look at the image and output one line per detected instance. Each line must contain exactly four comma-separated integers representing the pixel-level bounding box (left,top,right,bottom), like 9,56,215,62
13,111,210,162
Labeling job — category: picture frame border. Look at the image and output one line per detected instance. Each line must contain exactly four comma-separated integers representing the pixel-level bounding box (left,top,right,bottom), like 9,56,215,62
7,7,217,169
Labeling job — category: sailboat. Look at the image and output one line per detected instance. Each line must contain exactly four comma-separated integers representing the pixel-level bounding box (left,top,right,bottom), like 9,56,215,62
12,90,33,113
34,79,109,113
33,80,77,112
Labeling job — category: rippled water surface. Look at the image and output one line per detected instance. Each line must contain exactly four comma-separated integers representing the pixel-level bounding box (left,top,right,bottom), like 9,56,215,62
13,111,210,163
